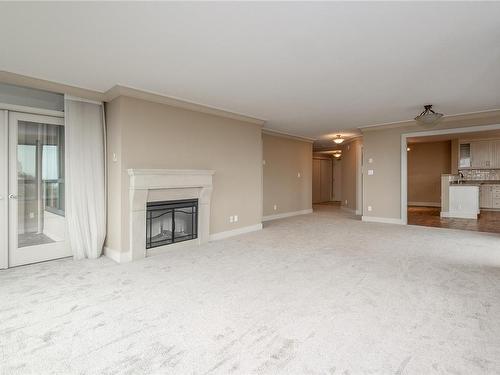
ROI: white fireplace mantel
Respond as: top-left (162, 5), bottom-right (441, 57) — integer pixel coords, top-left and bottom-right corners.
top-left (128, 169), bottom-right (215, 261)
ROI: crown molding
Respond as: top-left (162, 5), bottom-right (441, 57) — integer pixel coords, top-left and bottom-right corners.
top-left (0, 70), bottom-right (266, 126)
top-left (103, 84), bottom-right (266, 126)
top-left (262, 128), bottom-right (315, 143)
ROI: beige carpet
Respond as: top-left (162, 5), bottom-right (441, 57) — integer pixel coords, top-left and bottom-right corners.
top-left (1, 205), bottom-right (500, 374)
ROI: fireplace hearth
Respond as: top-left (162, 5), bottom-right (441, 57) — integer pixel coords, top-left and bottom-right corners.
top-left (146, 199), bottom-right (198, 249)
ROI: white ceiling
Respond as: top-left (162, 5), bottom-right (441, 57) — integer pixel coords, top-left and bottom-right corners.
top-left (1, 2), bottom-right (500, 140)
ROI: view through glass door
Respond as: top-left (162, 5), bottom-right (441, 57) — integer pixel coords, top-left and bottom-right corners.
top-left (8, 112), bottom-right (70, 267)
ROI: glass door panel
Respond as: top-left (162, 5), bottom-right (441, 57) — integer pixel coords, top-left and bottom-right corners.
top-left (9, 112), bottom-right (70, 267)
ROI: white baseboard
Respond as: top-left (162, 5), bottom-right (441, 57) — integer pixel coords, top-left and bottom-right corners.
top-left (448, 211), bottom-right (478, 219)
top-left (262, 208), bottom-right (313, 222)
top-left (362, 216), bottom-right (404, 225)
top-left (209, 223), bottom-right (263, 241)
top-left (104, 246), bottom-right (131, 263)
top-left (408, 201), bottom-right (441, 207)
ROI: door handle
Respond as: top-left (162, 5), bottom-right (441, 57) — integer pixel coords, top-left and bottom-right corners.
top-left (8, 194), bottom-right (17, 199)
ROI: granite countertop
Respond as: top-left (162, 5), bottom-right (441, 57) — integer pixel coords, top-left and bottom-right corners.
top-left (450, 180), bottom-right (500, 185)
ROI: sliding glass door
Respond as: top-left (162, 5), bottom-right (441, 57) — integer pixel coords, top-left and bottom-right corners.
top-left (7, 112), bottom-right (70, 267)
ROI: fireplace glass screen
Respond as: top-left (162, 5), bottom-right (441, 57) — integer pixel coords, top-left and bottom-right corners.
top-left (146, 199), bottom-right (198, 249)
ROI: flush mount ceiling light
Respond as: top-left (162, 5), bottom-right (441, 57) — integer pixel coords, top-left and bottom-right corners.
top-left (333, 135), bottom-right (344, 144)
top-left (415, 105), bottom-right (443, 125)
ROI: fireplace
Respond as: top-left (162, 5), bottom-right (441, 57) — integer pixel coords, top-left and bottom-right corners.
top-left (146, 199), bottom-right (198, 249)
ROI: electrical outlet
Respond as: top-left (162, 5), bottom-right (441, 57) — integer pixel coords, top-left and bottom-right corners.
top-left (273, 204), bottom-right (277, 211)
top-left (368, 206), bottom-right (372, 212)
top-left (229, 216), bottom-right (234, 223)
top-left (368, 169), bottom-right (374, 175)
top-left (234, 215), bottom-right (238, 222)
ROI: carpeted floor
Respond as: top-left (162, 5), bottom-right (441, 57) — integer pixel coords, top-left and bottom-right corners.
top-left (1, 205), bottom-right (500, 374)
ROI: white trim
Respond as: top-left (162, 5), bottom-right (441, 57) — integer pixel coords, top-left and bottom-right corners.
top-left (104, 84), bottom-right (266, 125)
top-left (209, 223), bottom-right (263, 241)
top-left (401, 123), bottom-right (500, 226)
top-left (104, 246), bottom-right (122, 263)
top-left (362, 216), bottom-right (404, 225)
top-left (447, 211), bottom-right (478, 219)
top-left (408, 201), bottom-right (441, 207)
top-left (128, 168), bottom-right (215, 176)
top-left (0, 102), bottom-right (64, 117)
top-left (65, 95), bottom-right (103, 106)
top-left (262, 128), bottom-right (315, 143)
top-left (262, 208), bottom-right (313, 222)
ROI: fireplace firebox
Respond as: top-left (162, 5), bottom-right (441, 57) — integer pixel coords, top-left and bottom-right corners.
top-left (146, 199), bottom-right (198, 249)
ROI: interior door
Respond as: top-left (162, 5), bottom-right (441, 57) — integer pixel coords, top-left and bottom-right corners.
top-left (333, 159), bottom-right (342, 201)
top-left (8, 112), bottom-right (70, 267)
top-left (312, 159), bottom-right (321, 203)
top-left (320, 158), bottom-right (332, 202)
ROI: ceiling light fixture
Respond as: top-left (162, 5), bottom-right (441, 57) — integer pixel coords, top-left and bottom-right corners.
top-left (333, 135), bottom-right (344, 144)
top-left (415, 105), bottom-right (443, 125)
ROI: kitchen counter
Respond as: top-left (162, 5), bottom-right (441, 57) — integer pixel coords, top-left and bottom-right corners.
top-left (450, 180), bottom-right (500, 185)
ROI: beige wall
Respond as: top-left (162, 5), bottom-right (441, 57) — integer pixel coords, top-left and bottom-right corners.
top-left (106, 96), bottom-right (263, 253)
top-left (362, 110), bottom-right (500, 220)
top-left (262, 133), bottom-right (312, 217)
top-left (407, 141), bottom-right (451, 205)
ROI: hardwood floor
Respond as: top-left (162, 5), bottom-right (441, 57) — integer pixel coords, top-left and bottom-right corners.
top-left (408, 206), bottom-right (500, 234)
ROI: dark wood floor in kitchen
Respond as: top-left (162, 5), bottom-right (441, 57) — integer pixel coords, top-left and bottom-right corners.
top-left (408, 206), bottom-right (500, 234)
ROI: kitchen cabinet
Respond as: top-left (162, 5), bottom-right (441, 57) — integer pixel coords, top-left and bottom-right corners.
top-left (468, 139), bottom-right (500, 169)
top-left (480, 185), bottom-right (493, 208)
top-left (471, 141), bottom-right (492, 168)
top-left (491, 140), bottom-right (500, 168)
top-left (479, 184), bottom-right (500, 209)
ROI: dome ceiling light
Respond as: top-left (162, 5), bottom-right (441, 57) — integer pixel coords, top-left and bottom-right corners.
top-left (415, 105), bottom-right (443, 125)
top-left (333, 135), bottom-right (344, 144)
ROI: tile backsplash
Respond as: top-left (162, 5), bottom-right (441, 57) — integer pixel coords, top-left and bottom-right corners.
top-left (459, 169), bottom-right (500, 180)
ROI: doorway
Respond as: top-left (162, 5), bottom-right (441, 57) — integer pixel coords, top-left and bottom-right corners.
top-left (1, 111), bottom-right (70, 268)
top-left (313, 156), bottom-right (334, 203)
top-left (401, 123), bottom-right (500, 233)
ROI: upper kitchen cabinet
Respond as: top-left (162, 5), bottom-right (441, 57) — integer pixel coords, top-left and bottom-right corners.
top-left (470, 140), bottom-right (492, 168)
top-left (491, 140), bottom-right (500, 168)
top-left (461, 139), bottom-right (500, 169)
top-left (459, 143), bottom-right (471, 168)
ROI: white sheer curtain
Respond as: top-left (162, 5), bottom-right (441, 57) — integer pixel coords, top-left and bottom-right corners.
top-left (65, 97), bottom-right (106, 259)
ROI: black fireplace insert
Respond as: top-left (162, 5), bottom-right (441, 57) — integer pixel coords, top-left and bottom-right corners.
top-left (146, 199), bottom-right (198, 249)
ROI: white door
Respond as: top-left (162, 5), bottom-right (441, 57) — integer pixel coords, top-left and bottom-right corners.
top-left (8, 112), bottom-right (70, 267)
top-left (320, 158), bottom-right (332, 202)
top-left (333, 159), bottom-right (342, 201)
top-left (312, 158), bottom-right (321, 204)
